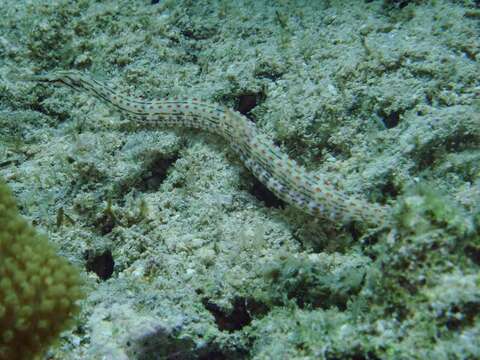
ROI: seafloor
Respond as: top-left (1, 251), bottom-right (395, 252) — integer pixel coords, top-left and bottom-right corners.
top-left (0, 0), bottom-right (479, 359)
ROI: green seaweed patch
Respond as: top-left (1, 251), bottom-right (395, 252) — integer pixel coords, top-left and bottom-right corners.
top-left (259, 252), bottom-right (368, 310)
top-left (395, 184), bottom-right (475, 238)
top-left (363, 183), bottom-right (479, 321)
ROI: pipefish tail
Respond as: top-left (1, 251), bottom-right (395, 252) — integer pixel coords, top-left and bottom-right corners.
top-left (24, 70), bottom-right (392, 228)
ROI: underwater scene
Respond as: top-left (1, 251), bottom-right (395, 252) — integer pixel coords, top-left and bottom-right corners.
top-left (0, 0), bottom-right (479, 359)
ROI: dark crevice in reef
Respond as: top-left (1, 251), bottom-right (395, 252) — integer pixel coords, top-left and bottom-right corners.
top-left (85, 249), bottom-right (114, 280)
top-left (377, 108), bottom-right (403, 129)
top-left (249, 177), bottom-right (286, 210)
top-left (220, 90), bottom-right (266, 122)
top-left (114, 153), bottom-right (179, 197)
top-left (235, 92), bottom-right (261, 117)
top-left (202, 297), bottom-right (268, 333)
top-left (135, 155), bottom-right (178, 192)
top-left (378, 177), bottom-right (400, 200)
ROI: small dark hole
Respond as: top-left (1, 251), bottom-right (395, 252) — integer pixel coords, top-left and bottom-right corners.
top-left (85, 250), bottom-right (114, 280)
top-left (378, 109), bottom-right (401, 129)
top-left (379, 179), bottom-right (399, 199)
top-left (137, 155), bottom-right (178, 192)
top-left (250, 177), bottom-right (285, 209)
top-left (202, 297), bottom-right (265, 332)
top-left (236, 93), bottom-right (258, 115)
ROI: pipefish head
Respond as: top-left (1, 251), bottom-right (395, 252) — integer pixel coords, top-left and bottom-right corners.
top-left (16, 70), bottom-right (85, 90)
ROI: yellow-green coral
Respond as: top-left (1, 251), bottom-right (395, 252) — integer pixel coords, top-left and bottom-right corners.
top-left (0, 179), bottom-right (83, 360)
